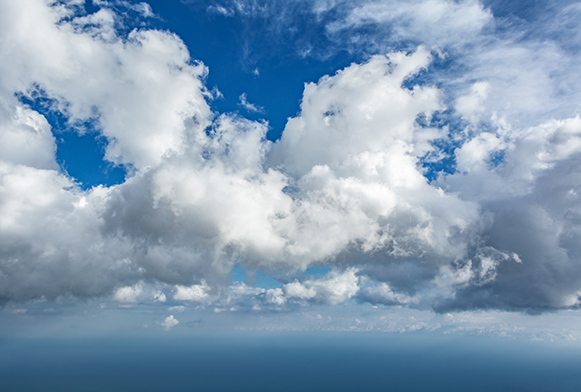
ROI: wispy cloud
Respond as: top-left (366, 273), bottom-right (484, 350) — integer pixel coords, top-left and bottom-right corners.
top-left (238, 92), bottom-right (265, 113)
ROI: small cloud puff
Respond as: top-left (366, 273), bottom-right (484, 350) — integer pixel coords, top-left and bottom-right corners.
top-left (264, 269), bottom-right (360, 306)
top-left (238, 93), bottom-right (265, 114)
top-left (174, 281), bottom-right (212, 303)
top-left (161, 315), bottom-right (179, 331)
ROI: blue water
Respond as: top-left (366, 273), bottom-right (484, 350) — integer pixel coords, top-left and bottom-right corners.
top-left (1, 332), bottom-right (579, 391)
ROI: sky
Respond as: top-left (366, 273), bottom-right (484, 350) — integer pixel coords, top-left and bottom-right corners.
top-left (1, 0), bottom-right (581, 389)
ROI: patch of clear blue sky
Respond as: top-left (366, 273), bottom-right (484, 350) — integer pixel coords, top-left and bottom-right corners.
top-left (482, 0), bottom-right (550, 21)
top-left (17, 90), bottom-right (127, 188)
top-left (142, 0), bottom-right (359, 140)
top-left (232, 264), bottom-right (332, 287)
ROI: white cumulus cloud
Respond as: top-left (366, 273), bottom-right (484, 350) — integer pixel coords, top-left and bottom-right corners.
top-left (161, 315), bottom-right (179, 331)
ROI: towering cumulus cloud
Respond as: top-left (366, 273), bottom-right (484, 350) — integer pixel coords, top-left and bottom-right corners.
top-left (1, 0), bottom-right (581, 314)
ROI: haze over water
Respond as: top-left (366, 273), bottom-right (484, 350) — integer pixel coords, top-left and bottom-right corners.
top-left (2, 332), bottom-right (580, 392)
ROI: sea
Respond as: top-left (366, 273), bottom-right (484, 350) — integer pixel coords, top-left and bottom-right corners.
top-left (0, 332), bottom-right (579, 392)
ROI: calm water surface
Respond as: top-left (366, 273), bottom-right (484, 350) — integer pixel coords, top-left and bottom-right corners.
top-left (0, 332), bottom-right (579, 392)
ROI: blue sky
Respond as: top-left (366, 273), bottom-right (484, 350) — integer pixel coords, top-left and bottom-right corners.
top-left (2, 1), bottom-right (581, 388)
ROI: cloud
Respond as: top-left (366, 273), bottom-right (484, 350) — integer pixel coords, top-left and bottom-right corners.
top-left (325, 0), bottom-right (493, 48)
top-left (434, 116), bottom-right (581, 311)
top-left (266, 47), bottom-right (481, 278)
top-left (360, 283), bottom-right (420, 306)
top-left (204, 0), bottom-right (493, 63)
top-left (218, 0), bottom-right (581, 128)
top-left (238, 93), bottom-right (265, 114)
top-left (174, 281), bottom-right (212, 302)
top-left (1, 0), bottom-right (581, 316)
top-left (113, 282), bottom-right (166, 303)
top-left (455, 82), bottom-right (490, 124)
top-left (113, 284), bottom-right (145, 304)
top-left (92, 0), bottom-right (154, 18)
top-left (207, 4), bottom-right (235, 17)
top-left (0, 0), bottom-right (212, 301)
top-left (0, 105), bottom-right (57, 170)
top-left (0, 0), bottom-right (211, 170)
top-left (263, 269), bottom-right (361, 306)
top-left (282, 268), bottom-right (360, 305)
top-left (161, 315), bottom-right (179, 331)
